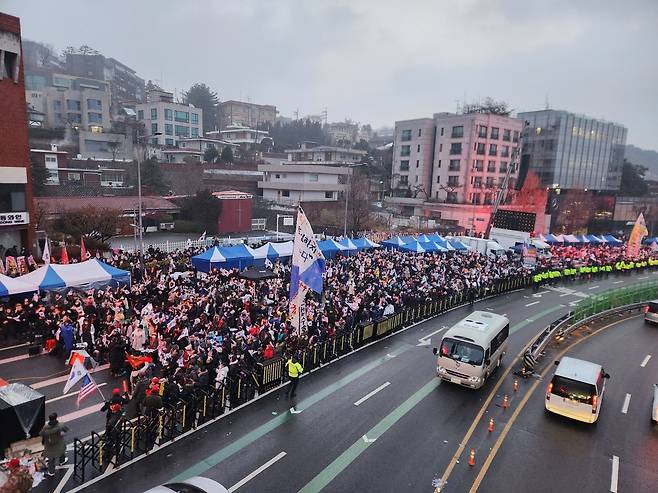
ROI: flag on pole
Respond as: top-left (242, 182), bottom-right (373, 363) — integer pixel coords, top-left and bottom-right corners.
top-left (289, 206), bottom-right (325, 334)
top-left (42, 238), bottom-right (51, 265)
top-left (76, 373), bottom-right (98, 406)
top-left (198, 231), bottom-right (207, 242)
top-left (63, 360), bottom-right (88, 394)
top-left (651, 241), bottom-right (658, 252)
top-left (627, 213), bottom-right (648, 257)
top-left (60, 245), bottom-right (69, 264)
top-left (80, 237), bottom-right (88, 260)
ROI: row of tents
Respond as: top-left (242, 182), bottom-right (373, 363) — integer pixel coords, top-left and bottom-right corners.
top-left (0, 259), bottom-right (131, 297)
top-left (539, 234), bottom-right (623, 245)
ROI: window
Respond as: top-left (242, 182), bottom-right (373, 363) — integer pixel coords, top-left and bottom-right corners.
top-left (191, 113), bottom-right (199, 125)
top-left (451, 126), bottom-right (463, 138)
top-left (489, 144), bottom-right (497, 156)
top-left (415, 176), bottom-right (419, 183)
top-left (478, 125), bottom-right (487, 138)
top-left (501, 146), bottom-right (509, 158)
top-left (150, 123), bottom-right (158, 134)
top-left (513, 130), bottom-right (519, 143)
top-left (487, 161), bottom-right (496, 173)
top-left (325, 191), bottom-right (334, 199)
top-left (471, 193), bottom-right (482, 204)
top-left (502, 129), bottom-right (511, 141)
top-left (165, 138), bottom-right (174, 146)
top-left (485, 177), bottom-right (494, 188)
top-left (439, 144), bottom-right (443, 152)
top-left (400, 145), bottom-right (411, 156)
top-left (175, 125), bottom-right (190, 137)
top-left (401, 129), bottom-right (412, 141)
top-left (175, 110), bottom-right (189, 123)
top-left (149, 108), bottom-right (157, 120)
top-left (282, 190), bottom-right (290, 197)
top-left (87, 112), bottom-right (103, 124)
top-left (67, 172), bottom-right (81, 181)
top-left (90, 125), bottom-right (103, 133)
top-left (490, 127), bottom-right (499, 140)
top-left (499, 162), bottom-right (508, 173)
top-left (309, 174), bottom-right (319, 182)
top-left (417, 144), bottom-right (421, 152)
top-left (484, 193), bottom-right (493, 205)
top-left (87, 99), bottom-right (102, 111)
top-left (399, 160), bottom-right (410, 171)
top-left (446, 191), bottom-right (457, 203)
top-left (53, 100), bottom-right (62, 111)
top-left (440, 127), bottom-right (444, 136)
top-left (447, 175), bottom-right (459, 186)
top-left (416, 160), bottom-right (420, 168)
top-left (449, 142), bottom-right (462, 155)
top-left (1, 49), bottom-right (18, 82)
top-left (418, 128), bottom-right (422, 137)
top-left (440, 338), bottom-right (484, 366)
top-left (52, 76), bottom-right (70, 88)
top-left (473, 177), bottom-right (482, 188)
top-left (191, 127), bottom-right (199, 138)
top-left (474, 160), bottom-right (483, 171)
top-left (0, 184), bottom-right (26, 211)
top-left (436, 175), bottom-right (441, 184)
top-left (437, 160), bottom-right (441, 168)
top-left (138, 110), bottom-right (144, 120)
top-left (44, 155), bottom-right (59, 184)
top-left (476, 143), bottom-right (485, 155)
top-left (549, 375), bottom-right (595, 404)
top-left (67, 113), bottom-right (82, 124)
top-left (489, 325), bottom-right (509, 355)
top-left (399, 175), bottom-right (409, 186)
top-left (448, 159), bottom-right (460, 171)
top-left (66, 99), bottom-right (81, 111)
top-left (165, 123), bottom-right (173, 135)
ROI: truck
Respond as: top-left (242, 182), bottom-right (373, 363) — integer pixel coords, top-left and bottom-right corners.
top-left (455, 236), bottom-right (506, 256)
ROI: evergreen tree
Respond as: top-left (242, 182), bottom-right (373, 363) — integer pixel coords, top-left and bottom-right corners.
top-left (182, 83), bottom-right (220, 133)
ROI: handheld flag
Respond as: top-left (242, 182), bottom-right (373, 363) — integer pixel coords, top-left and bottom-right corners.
top-left (627, 213), bottom-right (648, 257)
top-left (63, 360), bottom-right (88, 394)
top-left (76, 373), bottom-right (98, 407)
top-left (198, 231), bottom-right (207, 242)
top-left (60, 245), bottom-right (69, 264)
top-left (42, 238), bottom-right (51, 265)
top-left (289, 206), bottom-right (325, 333)
top-left (80, 237), bottom-right (88, 260)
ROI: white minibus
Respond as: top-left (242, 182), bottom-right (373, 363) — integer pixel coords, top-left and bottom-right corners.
top-left (433, 311), bottom-right (510, 389)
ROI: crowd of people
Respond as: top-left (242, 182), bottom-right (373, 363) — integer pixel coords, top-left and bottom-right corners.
top-left (1, 238), bottom-right (657, 427)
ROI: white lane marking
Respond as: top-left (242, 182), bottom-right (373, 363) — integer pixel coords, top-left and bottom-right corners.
top-left (612, 280), bottom-right (624, 284)
top-left (588, 285), bottom-right (600, 290)
top-left (362, 434), bottom-right (376, 443)
top-left (59, 403), bottom-right (104, 423)
top-left (228, 451), bottom-right (287, 492)
top-left (53, 464), bottom-right (74, 493)
top-left (31, 364), bottom-right (109, 389)
top-left (354, 382), bottom-right (391, 406)
top-left (610, 455), bottom-right (619, 492)
top-left (289, 407), bottom-right (302, 414)
top-left (559, 293), bottom-right (572, 297)
top-left (641, 354), bottom-right (651, 367)
top-left (621, 393), bottom-right (631, 414)
top-left (638, 276), bottom-right (649, 280)
top-left (46, 383), bottom-right (107, 404)
top-left (0, 353), bottom-right (32, 366)
top-left (525, 301), bottom-right (540, 307)
top-left (418, 327), bottom-right (448, 343)
top-left (0, 342), bottom-right (28, 352)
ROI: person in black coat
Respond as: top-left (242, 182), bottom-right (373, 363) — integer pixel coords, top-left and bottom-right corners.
top-left (108, 336), bottom-right (126, 376)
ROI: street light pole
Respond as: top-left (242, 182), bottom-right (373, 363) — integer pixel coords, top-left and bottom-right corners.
top-left (137, 158), bottom-right (144, 270)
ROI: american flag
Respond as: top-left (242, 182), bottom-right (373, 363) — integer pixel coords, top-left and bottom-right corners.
top-left (76, 374), bottom-right (98, 407)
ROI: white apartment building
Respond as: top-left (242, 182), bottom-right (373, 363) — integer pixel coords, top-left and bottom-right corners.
top-left (391, 118), bottom-right (435, 198)
top-left (208, 124), bottom-right (270, 150)
top-left (257, 145), bottom-right (364, 204)
top-left (136, 89), bottom-right (203, 147)
top-left (178, 137), bottom-right (238, 154)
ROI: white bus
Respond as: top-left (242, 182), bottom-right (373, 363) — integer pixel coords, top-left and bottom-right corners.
top-left (433, 311), bottom-right (510, 389)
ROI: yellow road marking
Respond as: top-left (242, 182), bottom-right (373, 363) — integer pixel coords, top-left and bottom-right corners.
top-left (468, 315), bottom-right (639, 492)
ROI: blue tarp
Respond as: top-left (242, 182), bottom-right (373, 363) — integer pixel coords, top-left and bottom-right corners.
top-left (448, 239), bottom-right (469, 251)
top-left (603, 235), bottom-right (622, 244)
top-left (219, 244), bottom-right (256, 269)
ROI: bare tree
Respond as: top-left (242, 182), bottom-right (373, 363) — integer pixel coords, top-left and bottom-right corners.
top-left (107, 140), bottom-right (121, 162)
top-left (346, 170), bottom-right (372, 235)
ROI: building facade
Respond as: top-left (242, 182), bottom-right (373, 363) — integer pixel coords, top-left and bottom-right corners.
top-left (518, 109), bottom-right (627, 191)
top-left (136, 89), bottom-right (203, 147)
top-left (391, 118), bottom-right (435, 199)
top-left (208, 124), bottom-right (270, 151)
top-left (219, 100), bottom-right (276, 129)
top-left (0, 13), bottom-right (34, 252)
top-left (325, 121), bottom-right (359, 145)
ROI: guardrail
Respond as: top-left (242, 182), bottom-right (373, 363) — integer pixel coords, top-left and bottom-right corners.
top-left (522, 280), bottom-right (658, 370)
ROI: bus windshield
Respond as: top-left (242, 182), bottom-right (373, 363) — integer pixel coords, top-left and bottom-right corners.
top-left (440, 338), bottom-right (484, 366)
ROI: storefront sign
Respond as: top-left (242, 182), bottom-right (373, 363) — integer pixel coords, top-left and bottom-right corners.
top-left (0, 212), bottom-right (29, 226)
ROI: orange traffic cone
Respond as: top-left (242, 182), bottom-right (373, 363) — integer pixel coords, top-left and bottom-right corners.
top-left (503, 394), bottom-right (509, 409)
top-left (468, 449), bottom-right (476, 467)
top-left (488, 418), bottom-right (494, 433)
top-left (513, 379), bottom-right (519, 392)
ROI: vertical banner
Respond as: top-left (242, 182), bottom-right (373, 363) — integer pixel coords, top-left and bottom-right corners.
top-left (627, 213), bottom-right (648, 258)
top-left (522, 243), bottom-right (537, 268)
top-left (289, 206), bottom-right (325, 334)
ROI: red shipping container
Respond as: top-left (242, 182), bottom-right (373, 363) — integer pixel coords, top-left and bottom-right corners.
top-left (214, 191), bottom-right (253, 233)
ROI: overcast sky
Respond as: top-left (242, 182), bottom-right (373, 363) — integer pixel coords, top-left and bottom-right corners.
top-left (5, 0), bottom-right (658, 149)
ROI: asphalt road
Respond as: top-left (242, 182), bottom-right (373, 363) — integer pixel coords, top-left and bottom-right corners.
top-left (5, 269), bottom-right (654, 493)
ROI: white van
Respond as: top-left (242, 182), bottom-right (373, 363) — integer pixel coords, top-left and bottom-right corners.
top-left (433, 311), bottom-right (509, 389)
top-left (545, 356), bottom-right (610, 424)
top-left (644, 300), bottom-right (658, 324)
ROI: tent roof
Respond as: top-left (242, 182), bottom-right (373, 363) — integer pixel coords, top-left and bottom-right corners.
top-left (0, 274), bottom-right (35, 297)
top-left (352, 237), bottom-right (380, 249)
top-left (381, 236), bottom-right (406, 246)
top-left (400, 241), bottom-right (426, 253)
top-left (193, 247), bottom-right (227, 263)
top-left (338, 238), bottom-right (359, 250)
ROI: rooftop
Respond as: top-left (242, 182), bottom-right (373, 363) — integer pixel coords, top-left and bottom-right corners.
top-left (35, 196), bottom-right (179, 214)
top-left (286, 146), bottom-right (366, 155)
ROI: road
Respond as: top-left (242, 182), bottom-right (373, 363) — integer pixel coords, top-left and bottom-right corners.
top-left (4, 270), bottom-right (653, 493)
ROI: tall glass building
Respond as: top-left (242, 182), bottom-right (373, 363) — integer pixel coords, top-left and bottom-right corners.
top-left (518, 110), bottom-right (627, 191)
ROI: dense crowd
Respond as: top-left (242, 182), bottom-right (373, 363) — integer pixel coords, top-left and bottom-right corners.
top-left (1, 239), bottom-right (656, 419)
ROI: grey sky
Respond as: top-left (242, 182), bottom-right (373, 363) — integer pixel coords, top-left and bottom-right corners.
top-left (4, 0), bottom-right (658, 149)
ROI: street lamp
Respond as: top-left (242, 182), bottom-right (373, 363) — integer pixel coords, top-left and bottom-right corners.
top-left (135, 132), bottom-right (162, 271)
top-left (343, 163), bottom-right (365, 237)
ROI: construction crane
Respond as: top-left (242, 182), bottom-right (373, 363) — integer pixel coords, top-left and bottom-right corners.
top-left (484, 145), bottom-right (521, 239)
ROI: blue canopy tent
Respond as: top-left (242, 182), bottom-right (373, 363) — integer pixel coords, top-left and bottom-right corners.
top-left (576, 234), bottom-right (590, 244)
top-left (416, 234), bottom-right (431, 243)
top-left (425, 233), bottom-right (445, 243)
top-left (352, 237), bottom-right (381, 249)
top-left (643, 237), bottom-right (658, 245)
top-left (448, 239), bottom-right (469, 251)
top-left (218, 244), bottom-right (256, 269)
top-left (586, 234), bottom-right (603, 243)
top-left (418, 241), bottom-right (448, 253)
top-left (0, 274), bottom-right (35, 297)
top-left (191, 247), bottom-right (227, 272)
top-left (399, 241), bottom-right (426, 253)
top-left (16, 260), bottom-right (131, 292)
top-left (338, 238), bottom-right (359, 255)
top-left (542, 233), bottom-right (561, 244)
top-left (398, 235), bottom-right (416, 244)
top-left (381, 236), bottom-right (407, 249)
top-left (603, 235), bottom-right (622, 245)
top-left (318, 239), bottom-right (346, 259)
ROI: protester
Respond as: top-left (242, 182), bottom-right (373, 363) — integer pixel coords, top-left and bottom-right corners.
top-left (39, 412), bottom-right (69, 477)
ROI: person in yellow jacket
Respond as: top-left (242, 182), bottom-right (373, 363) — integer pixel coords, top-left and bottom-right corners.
top-left (286, 355), bottom-right (304, 398)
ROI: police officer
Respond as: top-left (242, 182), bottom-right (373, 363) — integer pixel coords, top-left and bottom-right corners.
top-left (285, 355), bottom-right (304, 398)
